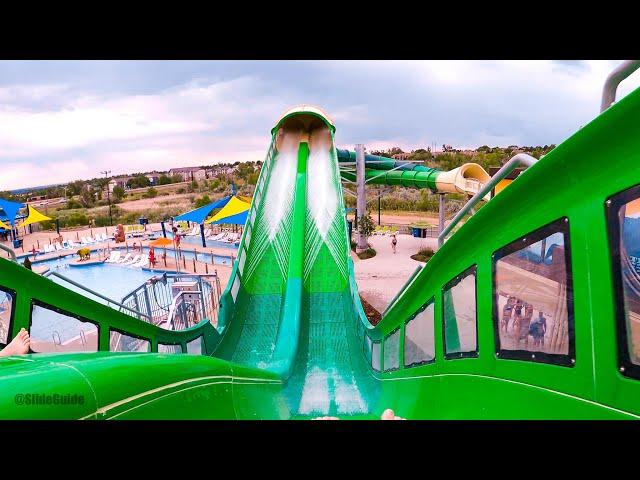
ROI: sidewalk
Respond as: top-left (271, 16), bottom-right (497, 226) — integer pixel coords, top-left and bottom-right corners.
top-left (353, 233), bottom-right (438, 314)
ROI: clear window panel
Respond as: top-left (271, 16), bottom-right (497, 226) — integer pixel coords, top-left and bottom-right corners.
top-left (158, 343), bottom-right (182, 354)
top-left (617, 197), bottom-right (640, 366)
top-left (405, 301), bottom-right (435, 367)
top-left (384, 328), bottom-right (400, 371)
top-left (495, 227), bottom-right (571, 356)
top-left (0, 288), bottom-right (14, 345)
top-left (110, 330), bottom-right (150, 352)
top-left (372, 341), bottom-right (381, 372)
top-left (186, 336), bottom-right (203, 355)
top-left (443, 268), bottom-right (477, 356)
top-left (30, 304), bottom-right (98, 353)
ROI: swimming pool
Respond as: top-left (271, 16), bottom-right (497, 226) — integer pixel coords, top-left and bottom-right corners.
top-left (41, 260), bottom-right (163, 301)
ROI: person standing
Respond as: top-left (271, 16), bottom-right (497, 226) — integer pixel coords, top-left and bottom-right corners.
top-left (391, 234), bottom-right (397, 254)
top-left (530, 311), bottom-right (548, 349)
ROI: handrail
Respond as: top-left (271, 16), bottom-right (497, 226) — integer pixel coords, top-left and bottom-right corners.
top-left (0, 244), bottom-right (17, 262)
top-left (438, 153), bottom-right (538, 247)
top-left (43, 270), bottom-right (151, 320)
top-left (164, 290), bottom-right (203, 330)
top-left (601, 60), bottom-right (640, 113)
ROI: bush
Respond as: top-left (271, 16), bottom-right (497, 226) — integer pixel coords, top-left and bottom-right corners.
top-left (142, 187), bottom-right (158, 199)
top-left (411, 247), bottom-right (435, 263)
top-left (64, 199), bottom-right (84, 210)
top-left (176, 187), bottom-right (186, 194)
top-left (194, 194), bottom-right (211, 208)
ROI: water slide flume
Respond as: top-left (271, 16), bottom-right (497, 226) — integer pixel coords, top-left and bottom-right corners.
top-left (336, 149), bottom-right (491, 198)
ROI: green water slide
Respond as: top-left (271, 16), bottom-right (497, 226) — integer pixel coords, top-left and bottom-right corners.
top-left (213, 106), bottom-right (379, 417)
top-left (4, 64), bottom-right (640, 419)
top-left (336, 148), bottom-right (491, 196)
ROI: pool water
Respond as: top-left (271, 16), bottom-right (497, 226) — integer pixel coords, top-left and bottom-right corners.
top-left (43, 261), bottom-right (163, 301)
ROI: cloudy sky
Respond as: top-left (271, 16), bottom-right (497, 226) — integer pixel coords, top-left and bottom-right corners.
top-left (0, 60), bottom-right (638, 190)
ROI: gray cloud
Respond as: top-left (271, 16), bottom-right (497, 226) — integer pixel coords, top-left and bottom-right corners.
top-left (0, 60), bottom-right (637, 190)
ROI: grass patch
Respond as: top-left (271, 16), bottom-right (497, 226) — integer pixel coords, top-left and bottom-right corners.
top-left (411, 247), bottom-right (435, 263)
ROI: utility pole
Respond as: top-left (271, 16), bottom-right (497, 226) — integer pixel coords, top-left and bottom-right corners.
top-left (355, 144), bottom-right (368, 252)
top-left (101, 170), bottom-right (113, 226)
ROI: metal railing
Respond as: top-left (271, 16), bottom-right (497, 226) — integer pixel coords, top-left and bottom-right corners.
top-left (0, 244), bottom-right (17, 262)
top-left (601, 60), bottom-right (640, 113)
top-left (43, 270), bottom-right (150, 321)
top-left (438, 153), bottom-right (538, 247)
top-left (120, 272), bottom-right (221, 328)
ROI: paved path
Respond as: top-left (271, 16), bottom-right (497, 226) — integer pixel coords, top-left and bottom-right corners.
top-left (353, 234), bottom-right (438, 314)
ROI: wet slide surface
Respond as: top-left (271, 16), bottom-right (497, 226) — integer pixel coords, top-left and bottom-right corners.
top-left (214, 118), bottom-right (378, 417)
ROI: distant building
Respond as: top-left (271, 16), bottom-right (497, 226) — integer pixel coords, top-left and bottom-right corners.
top-left (145, 171), bottom-right (163, 185)
top-left (391, 153), bottom-right (411, 160)
top-left (169, 167), bottom-right (206, 181)
top-left (108, 177), bottom-right (131, 192)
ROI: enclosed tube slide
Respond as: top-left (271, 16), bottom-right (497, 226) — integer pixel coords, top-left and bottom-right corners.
top-left (336, 148), bottom-right (491, 198)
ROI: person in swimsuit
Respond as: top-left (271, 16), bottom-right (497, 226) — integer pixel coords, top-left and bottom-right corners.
top-left (391, 235), bottom-right (397, 254)
top-left (501, 295), bottom-right (516, 332)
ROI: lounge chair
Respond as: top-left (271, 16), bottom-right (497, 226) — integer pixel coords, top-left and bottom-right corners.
top-left (122, 254), bottom-right (140, 266)
top-left (54, 242), bottom-right (64, 251)
top-left (116, 253), bottom-right (132, 264)
top-left (105, 251), bottom-right (121, 263)
top-left (131, 256), bottom-right (148, 268)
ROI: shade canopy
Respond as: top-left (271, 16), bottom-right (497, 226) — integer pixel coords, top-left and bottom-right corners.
top-left (173, 196), bottom-right (231, 224)
top-left (0, 198), bottom-right (25, 227)
top-left (205, 196), bottom-right (250, 225)
top-left (150, 237), bottom-right (173, 247)
top-left (19, 205), bottom-right (52, 228)
top-left (208, 210), bottom-right (248, 225)
top-left (0, 220), bottom-right (10, 230)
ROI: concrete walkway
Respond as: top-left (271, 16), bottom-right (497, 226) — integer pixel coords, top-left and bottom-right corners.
top-left (353, 234), bottom-right (438, 314)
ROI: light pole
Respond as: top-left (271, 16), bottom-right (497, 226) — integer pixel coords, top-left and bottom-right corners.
top-left (101, 170), bottom-right (112, 226)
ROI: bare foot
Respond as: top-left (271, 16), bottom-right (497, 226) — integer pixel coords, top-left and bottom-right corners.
top-left (381, 409), bottom-right (405, 420)
top-left (0, 328), bottom-right (31, 357)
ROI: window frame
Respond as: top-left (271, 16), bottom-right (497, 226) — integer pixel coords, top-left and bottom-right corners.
top-left (404, 296), bottom-right (436, 368)
top-left (383, 327), bottom-right (401, 372)
top-left (109, 327), bottom-right (151, 353)
top-left (0, 285), bottom-right (17, 348)
top-left (186, 335), bottom-right (204, 355)
top-left (606, 185), bottom-right (640, 379)
top-left (158, 342), bottom-right (183, 354)
top-left (491, 217), bottom-right (575, 367)
top-left (442, 265), bottom-right (479, 360)
top-left (371, 340), bottom-right (381, 372)
top-left (29, 299), bottom-right (100, 353)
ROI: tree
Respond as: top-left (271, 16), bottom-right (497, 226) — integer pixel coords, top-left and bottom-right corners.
top-left (157, 174), bottom-right (172, 185)
top-left (357, 213), bottom-right (376, 239)
top-left (126, 175), bottom-right (151, 189)
top-left (112, 186), bottom-right (125, 201)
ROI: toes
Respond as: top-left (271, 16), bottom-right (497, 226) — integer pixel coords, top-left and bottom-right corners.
top-left (381, 409), bottom-right (395, 420)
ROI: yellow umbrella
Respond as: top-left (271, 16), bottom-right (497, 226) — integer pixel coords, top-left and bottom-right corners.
top-left (205, 196), bottom-right (250, 224)
top-left (150, 237), bottom-right (173, 247)
top-left (18, 205), bottom-right (52, 228)
top-left (0, 219), bottom-right (10, 230)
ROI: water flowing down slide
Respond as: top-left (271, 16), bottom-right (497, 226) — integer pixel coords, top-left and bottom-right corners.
top-left (213, 107), bottom-right (379, 417)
